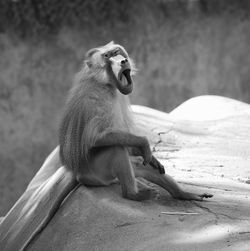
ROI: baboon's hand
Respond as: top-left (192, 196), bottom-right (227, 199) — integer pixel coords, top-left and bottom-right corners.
top-left (140, 137), bottom-right (152, 165)
top-left (149, 156), bottom-right (165, 174)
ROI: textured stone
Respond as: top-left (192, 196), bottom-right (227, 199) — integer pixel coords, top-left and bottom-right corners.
top-left (27, 96), bottom-right (250, 251)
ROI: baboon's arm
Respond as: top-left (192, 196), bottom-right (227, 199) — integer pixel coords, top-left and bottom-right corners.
top-left (95, 131), bottom-right (165, 174)
top-left (94, 131), bottom-right (152, 163)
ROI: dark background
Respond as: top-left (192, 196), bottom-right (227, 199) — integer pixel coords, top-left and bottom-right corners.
top-left (1, 0), bottom-right (250, 215)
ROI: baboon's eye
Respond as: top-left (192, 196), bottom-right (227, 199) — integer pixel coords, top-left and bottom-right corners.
top-left (113, 49), bottom-right (120, 56)
top-left (104, 53), bottom-right (109, 58)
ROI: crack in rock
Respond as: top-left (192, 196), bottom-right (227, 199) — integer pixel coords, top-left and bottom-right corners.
top-left (193, 202), bottom-right (220, 220)
top-left (194, 202), bottom-right (249, 221)
top-left (152, 129), bottom-right (172, 152)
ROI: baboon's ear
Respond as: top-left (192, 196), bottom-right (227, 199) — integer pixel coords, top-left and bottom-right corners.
top-left (85, 60), bottom-right (92, 68)
top-left (85, 48), bottom-right (98, 59)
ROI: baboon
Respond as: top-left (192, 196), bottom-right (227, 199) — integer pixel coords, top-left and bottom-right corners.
top-left (59, 41), bottom-right (211, 201)
top-left (0, 42), bottom-right (212, 251)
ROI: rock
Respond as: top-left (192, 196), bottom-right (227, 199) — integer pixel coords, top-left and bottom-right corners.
top-left (19, 96), bottom-right (250, 250)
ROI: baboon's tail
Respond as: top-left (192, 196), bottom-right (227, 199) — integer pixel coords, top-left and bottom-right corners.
top-left (0, 147), bottom-right (77, 251)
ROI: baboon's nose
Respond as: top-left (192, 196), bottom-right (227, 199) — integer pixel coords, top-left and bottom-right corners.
top-left (121, 58), bottom-right (128, 65)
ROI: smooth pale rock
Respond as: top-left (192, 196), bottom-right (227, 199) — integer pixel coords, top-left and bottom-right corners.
top-left (169, 95), bottom-right (250, 121)
top-left (26, 96), bottom-right (250, 251)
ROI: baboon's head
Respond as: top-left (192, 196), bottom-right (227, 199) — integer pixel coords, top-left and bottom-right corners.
top-left (85, 41), bottom-right (136, 95)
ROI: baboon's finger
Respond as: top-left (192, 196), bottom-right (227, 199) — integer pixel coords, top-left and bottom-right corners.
top-left (149, 156), bottom-right (165, 174)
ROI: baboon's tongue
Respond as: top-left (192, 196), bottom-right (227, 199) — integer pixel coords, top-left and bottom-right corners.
top-left (122, 69), bottom-right (132, 85)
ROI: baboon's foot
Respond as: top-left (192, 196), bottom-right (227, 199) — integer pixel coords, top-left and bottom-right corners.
top-left (125, 186), bottom-right (156, 201)
top-left (136, 187), bottom-right (156, 201)
top-left (176, 192), bottom-right (213, 201)
top-left (137, 179), bottom-right (158, 200)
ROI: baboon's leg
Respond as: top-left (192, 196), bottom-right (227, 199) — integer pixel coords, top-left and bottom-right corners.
top-left (133, 160), bottom-right (213, 201)
top-left (110, 147), bottom-right (154, 201)
top-left (94, 131), bottom-right (152, 163)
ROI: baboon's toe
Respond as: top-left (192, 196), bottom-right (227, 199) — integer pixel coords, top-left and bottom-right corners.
top-left (200, 193), bottom-right (213, 199)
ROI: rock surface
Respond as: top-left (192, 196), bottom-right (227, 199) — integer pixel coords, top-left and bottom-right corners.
top-left (28, 96), bottom-right (250, 251)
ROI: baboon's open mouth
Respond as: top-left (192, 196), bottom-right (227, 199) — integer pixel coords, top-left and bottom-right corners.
top-left (117, 68), bottom-right (133, 95)
top-left (120, 69), bottom-right (132, 85)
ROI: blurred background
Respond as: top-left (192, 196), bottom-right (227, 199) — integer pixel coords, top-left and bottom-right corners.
top-left (1, 0), bottom-right (250, 215)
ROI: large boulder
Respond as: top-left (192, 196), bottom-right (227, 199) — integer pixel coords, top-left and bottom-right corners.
top-left (25, 96), bottom-right (250, 250)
